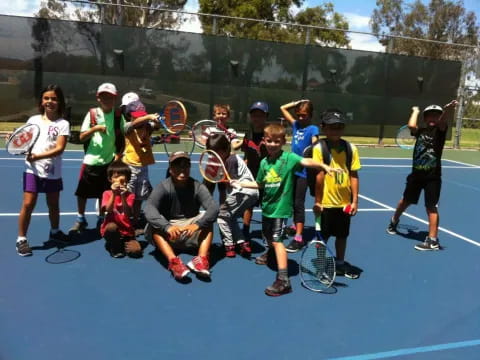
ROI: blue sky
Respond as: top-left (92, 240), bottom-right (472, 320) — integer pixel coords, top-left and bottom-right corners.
top-left (1, 0), bottom-right (479, 52)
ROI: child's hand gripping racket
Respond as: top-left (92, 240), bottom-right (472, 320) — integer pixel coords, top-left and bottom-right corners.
top-left (5, 123), bottom-right (41, 156)
top-left (192, 120), bottom-right (239, 149)
top-left (299, 208), bottom-right (336, 292)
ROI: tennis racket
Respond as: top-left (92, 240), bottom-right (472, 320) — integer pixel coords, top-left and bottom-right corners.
top-left (6, 123), bottom-right (41, 155)
top-left (162, 124), bottom-right (195, 156)
top-left (299, 214), bottom-right (336, 292)
top-left (157, 100), bottom-right (187, 134)
top-left (192, 120), bottom-right (238, 149)
top-left (396, 125), bottom-right (416, 150)
top-left (198, 149), bottom-right (232, 183)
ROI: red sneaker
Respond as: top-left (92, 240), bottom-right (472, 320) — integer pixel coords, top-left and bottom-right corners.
top-left (168, 257), bottom-right (190, 280)
top-left (187, 255), bottom-right (210, 277)
top-left (239, 241), bottom-right (252, 257)
top-left (225, 245), bottom-right (236, 258)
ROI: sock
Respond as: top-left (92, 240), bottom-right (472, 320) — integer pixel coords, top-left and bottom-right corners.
top-left (428, 236), bottom-right (438, 242)
top-left (278, 269), bottom-right (289, 281)
top-left (336, 259), bottom-right (345, 266)
top-left (50, 228), bottom-right (59, 235)
top-left (294, 234), bottom-right (303, 243)
top-left (16, 236), bottom-right (27, 243)
top-left (77, 214), bottom-right (86, 222)
top-left (243, 224), bottom-right (250, 234)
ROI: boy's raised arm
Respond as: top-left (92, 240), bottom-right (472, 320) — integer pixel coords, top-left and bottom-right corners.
top-left (407, 106), bottom-right (420, 133)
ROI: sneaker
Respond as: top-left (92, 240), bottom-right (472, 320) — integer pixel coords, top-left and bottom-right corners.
top-left (168, 257), bottom-right (190, 279)
top-left (285, 239), bottom-right (305, 253)
top-left (414, 237), bottom-right (440, 251)
top-left (386, 218), bottom-right (399, 234)
top-left (187, 256), bottom-right (210, 277)
top-left (69, 219), bottom-right (88, 233)
top-left (224, 245), bottom-right (236, 258)
top-left (238, 241), bottom-right (252, 257)
top-left (16, 239), bottom-right (33, 257)
top-left (49, 230), bottom-right (69, 244)
top-left (255, 249), bottom-right (273, 265)
top-left (265, 277), bottom-right (292, 297)
top-left (336, 262), bottom-right (360, 279)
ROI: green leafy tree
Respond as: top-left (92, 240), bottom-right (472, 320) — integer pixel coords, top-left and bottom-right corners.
top-left (198, 0), bottom-right (349, 46)
top-left (370, 0), bottom-right (479, 60)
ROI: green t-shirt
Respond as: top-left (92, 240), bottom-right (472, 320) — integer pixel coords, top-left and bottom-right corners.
top-left (81, 108), bottom-right (126, 166)
top-left (256, 151), bottom-right (303, 218)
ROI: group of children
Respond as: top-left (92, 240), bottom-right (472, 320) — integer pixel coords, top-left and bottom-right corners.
top-left (13, 82), bottom-right (455, 297)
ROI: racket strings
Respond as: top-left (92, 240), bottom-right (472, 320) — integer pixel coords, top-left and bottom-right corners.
top-left (300, 242), bottom-right (336, 290)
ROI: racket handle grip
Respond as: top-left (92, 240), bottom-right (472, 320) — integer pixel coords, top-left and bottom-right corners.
top-left (314, 214), bottom-right (321, 231)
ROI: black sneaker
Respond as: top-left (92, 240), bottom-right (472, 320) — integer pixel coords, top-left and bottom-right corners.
top-left (414, 237), bottom-right (440, 251)
top-left (49, 230), bottom-right (69, 244)
top-left (336, 262), bottom-right (360, 279)
top-left (16, 239), bottom-right (33, 257)
top-left (265, 277), bottom-right (292, 297)
top-left (285, 239), bottom-right (304, 253)
top-left (69, 219), bottom-right (88, 233)
top-left (386, 218), bottom-right (399, 234)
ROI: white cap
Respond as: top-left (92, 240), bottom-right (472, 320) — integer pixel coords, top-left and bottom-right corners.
top-left (96, 83), bottom-right (117, 96)
top-left (121, 92), bottom-right (140, 106)
top-left (423, 105), bottom-right (443, 114)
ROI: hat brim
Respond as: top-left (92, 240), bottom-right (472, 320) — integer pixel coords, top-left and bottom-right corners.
top-left (130, 110), bottom-right (148, 118)
top-left (97, 91), bottom-right (118, 96)
top-left (249, 107), bottom-right (268, 113)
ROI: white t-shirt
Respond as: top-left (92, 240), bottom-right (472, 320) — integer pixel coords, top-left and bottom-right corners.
top-left (24, 115), bottom-right (70, 179)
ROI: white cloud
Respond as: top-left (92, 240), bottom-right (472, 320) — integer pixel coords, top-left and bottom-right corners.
top-left (0, 0), bottom-right (40, 17)
top-left (348, 33), bottom-right (385, 53)
top-left (344, 12), bottom-right (371, 31)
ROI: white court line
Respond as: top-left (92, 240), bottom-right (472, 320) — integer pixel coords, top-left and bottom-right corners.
top-left (443, 158), bottom-right (478, 167)
top-left (359, 194), bottom-right (480, 247)
top-left (0, 208), bottom-right (390, 217)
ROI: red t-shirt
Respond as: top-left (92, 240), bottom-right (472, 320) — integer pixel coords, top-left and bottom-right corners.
top-left (100, 190), bottom-right (135, 237)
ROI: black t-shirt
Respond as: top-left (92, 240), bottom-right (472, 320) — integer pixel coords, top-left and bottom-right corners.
top-left (242, 131), bottom-right (268, 178)
top-left (411, 126), bottom-right (447, 178)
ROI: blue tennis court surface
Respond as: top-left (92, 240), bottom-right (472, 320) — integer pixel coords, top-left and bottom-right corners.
top-left (1, 150), bottom-right (479, 360)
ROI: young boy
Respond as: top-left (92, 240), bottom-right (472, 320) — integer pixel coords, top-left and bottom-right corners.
top-left (241, 101), bottom-right (269, 241)
top-left (280, 100), bottom-right (319, 253)
top-left (121, 97), bottom-right (159, 233)
top-left (387, 101), bottom-right (457, 250)
top-left (71, 83), bottom-right (126, 233)
top-left (207, 133), bottom-right (259, 257)
top-left (313, 110), bottom-right (361, 279)
top-left (100, 160), bottom-right (141, 258)
top-left (203, 104), bottom-right (240, 200)
top-left (236, 124), bottom-right (336, 297)
top-left (144, 152), bottom-right (219, 280)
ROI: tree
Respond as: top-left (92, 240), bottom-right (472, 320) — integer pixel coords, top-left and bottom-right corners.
top-left (36, 0), bottom-right (188, 29)
top-left (198, 0), bottom-right (349, 46)
top-left (370, 0), bottom-right (479, 60)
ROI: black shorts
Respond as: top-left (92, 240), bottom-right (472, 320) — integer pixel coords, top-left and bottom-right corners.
top-left (262, 216), bottom-right (285, 243)
top-left (403, 173), bottom-right (442, 208)
top-left (75, 163), bottom-right (111, 199)
top-left (320, 208), bottom-right (351, 239)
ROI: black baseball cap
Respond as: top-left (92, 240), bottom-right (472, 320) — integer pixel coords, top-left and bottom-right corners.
top-left (321, 111), bottom-right (346, 125)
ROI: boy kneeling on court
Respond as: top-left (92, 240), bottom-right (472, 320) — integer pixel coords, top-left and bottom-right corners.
top-left (100, 160), bottom-right (142, 258)
top-left (144, 152), bottom-right (219, 280)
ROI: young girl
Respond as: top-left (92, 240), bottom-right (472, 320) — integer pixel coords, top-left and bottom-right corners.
top-left (15, 84), bottom-right (70, 256)
top-left (280, 99), bottom-right (319, 253)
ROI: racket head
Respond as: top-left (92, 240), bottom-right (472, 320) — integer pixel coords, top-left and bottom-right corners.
top-left (396, 125), bottom-right (415, 150)
top-left (163, 124), bottom-right (195, 156)
top-left (299, 239), bottom-right (336, 292)
top-left (192, 120), bottom-right (218, 149)
top-left (198, 149), bottom-right (229, 183)
top-left (45, 248), bottom-right (81, 264)
top-left (6, 123), bottom-right (40, 155)
top-left (163, 100), bottom-right (187, 134)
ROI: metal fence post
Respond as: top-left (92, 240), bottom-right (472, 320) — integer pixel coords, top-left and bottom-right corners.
top-left (454, 60), bottom-right (467, 149)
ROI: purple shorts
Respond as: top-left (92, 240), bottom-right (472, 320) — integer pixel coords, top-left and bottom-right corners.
top-left (23, 172), bottom-right (63, 193)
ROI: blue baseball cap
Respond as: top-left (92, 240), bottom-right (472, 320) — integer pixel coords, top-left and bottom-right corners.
top-left (249, 101), bottom-right (269, 113)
